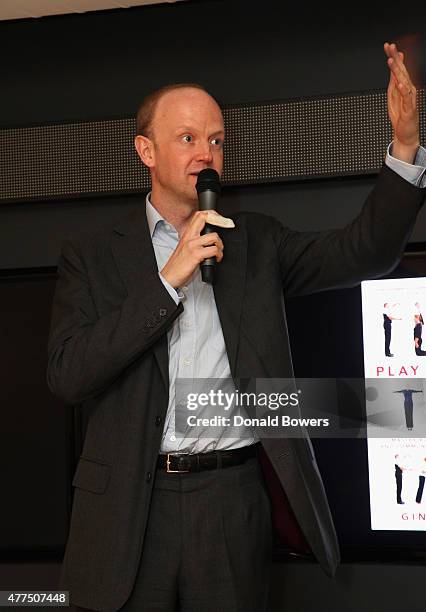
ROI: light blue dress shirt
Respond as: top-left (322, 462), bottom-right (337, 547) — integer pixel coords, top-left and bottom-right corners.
top-left (146, 199), bottom-right (260, 453)
top-left (147, 142), bottom-right (426, 454)
top-left (386, 142), bottom-right (426, 187)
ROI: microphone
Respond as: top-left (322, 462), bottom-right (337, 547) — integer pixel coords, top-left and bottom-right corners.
top-left (196, 168), bottom-right (221, 284)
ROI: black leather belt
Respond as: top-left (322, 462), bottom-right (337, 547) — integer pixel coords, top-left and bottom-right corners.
top-left (157, 442), bottom-right (260, 473)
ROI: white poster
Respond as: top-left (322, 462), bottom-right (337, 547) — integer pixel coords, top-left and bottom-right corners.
top-left (361, 277), bottom-right (426, 531)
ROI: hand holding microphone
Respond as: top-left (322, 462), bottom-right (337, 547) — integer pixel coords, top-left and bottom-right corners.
top-left (196, 168), bottom-right (222, 284)
top-left (160, 169), bottom-right (226, 290)
top-left (159, 211), bottom-right (224, 290)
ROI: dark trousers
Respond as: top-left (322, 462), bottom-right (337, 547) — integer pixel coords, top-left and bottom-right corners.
top-left (395, 465), bottom-right (403, 503)
top-left (74, 454), bottom-right (272, 612)
top-left (107, 453), bottom-right (271, 612)
top-left (416, 475), bottom-right (425, 504)
top-left (404, 403), bottom-right (414, 429)
top-left (384, 321), bottom-right (392, 356)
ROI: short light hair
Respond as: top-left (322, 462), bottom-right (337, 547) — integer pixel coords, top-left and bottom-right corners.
top-left (135, 83), bottom-right (219, 138)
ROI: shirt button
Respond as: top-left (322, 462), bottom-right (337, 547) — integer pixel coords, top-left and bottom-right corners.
top-left (155, 416), bottom-right (162, 426)
top-left (183, 358), bottom-right (192, 366)
top-left (146, 471), bottom-right (152, 483)
top-left (183, 319), bottom-right (192, 328)
top-left (182, 286), bottom-right (189, 292)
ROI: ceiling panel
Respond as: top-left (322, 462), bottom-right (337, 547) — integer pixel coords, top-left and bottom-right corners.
top-left (0, 0), bottom-right (186, 21)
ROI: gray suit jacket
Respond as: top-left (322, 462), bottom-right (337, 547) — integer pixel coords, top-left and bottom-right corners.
top-left (47, 163), bottom-right (425, 611)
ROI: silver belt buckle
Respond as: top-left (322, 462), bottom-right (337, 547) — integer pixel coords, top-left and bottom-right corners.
top-left (166, 453), bottom-right (190, 473)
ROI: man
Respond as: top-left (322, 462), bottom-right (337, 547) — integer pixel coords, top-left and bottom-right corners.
top-left (393, 388), bottom-right (423, 430)
top-left (414, 314), bottom-right (426, 356)
top-left (415, 458), bottom-right (426, 504)
top-left (383, 302), bottom-right (400, 357)
top-left (47, 42), bottom-right (426, 611)
top-left (394, 454), bottom-right (406, 505)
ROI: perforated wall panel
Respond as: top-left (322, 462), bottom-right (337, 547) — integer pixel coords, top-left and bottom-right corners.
top-left (1, 89), bottom-right (424, 203)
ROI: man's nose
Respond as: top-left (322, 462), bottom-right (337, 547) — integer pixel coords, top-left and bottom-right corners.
top-left (195, 141), bottom-right (213, 163)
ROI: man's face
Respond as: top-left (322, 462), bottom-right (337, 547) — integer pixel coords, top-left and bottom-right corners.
top-left (141, 88), bottom-right (224, 205)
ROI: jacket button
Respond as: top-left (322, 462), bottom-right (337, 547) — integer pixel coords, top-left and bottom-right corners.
top-left (159, 308), bottom-right (167, 317)
top-left (155, 416), bottom-right (162, 426)
top-left (146, 472), bottom-right (152, 483)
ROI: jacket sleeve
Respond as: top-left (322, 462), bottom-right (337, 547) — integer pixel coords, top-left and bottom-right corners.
top-left (46, 237), bottom-right (183, 405)
top-left (274, 163), bottom-right (425, 299)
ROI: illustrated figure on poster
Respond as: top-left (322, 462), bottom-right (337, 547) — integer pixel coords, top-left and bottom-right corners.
top-left (415, 459), bottom-right (426, 504)
top-left (393, 388), bottom-right (423, 430)
top-left (383, 302), bottom-right (400, 357)
top-left (414, 314), bottom-right (426, 356)
top-left (394, 454), bottom-right (408, 504)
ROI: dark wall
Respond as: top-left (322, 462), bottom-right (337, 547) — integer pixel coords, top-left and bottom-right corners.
top-left (0, 0), bottom-right (426, 269)
top-left (1, 0), bottom-right (425, 124)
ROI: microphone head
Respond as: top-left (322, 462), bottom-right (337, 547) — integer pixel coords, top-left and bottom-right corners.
top-left (196, 168), bottom-right (221, 195)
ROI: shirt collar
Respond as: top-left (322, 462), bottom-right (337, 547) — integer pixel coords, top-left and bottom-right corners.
top-left (145, 191), bottom-right (165, 238)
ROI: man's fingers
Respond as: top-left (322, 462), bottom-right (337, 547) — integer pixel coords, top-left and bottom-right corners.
top-left (198, 232), bottom-right (223, 248)
top-left (184, 231), bottom-right (223, 260)
top-left (385, 42), bottom-right (415, 93)
top-left (388, 62), bottom-right (416, 114)
top-left (388, 57), bottom-right (413, 92)
top-left (384, 41), bottom-right (398, 60)
top-left (196, 244), bottom-right (224, 263)
top-left (388, 71), bottom-right (401, 107)
top-left (184, 210), bottom-right (210, 238)
top-left (189, 231), bottom-right (221, 246)
top-left (387, 70), bottom-right (397, 95)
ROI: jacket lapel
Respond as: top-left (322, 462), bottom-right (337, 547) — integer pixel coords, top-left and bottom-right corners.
top-left (213, 220), bottom-right (247, 379)
top-left (110, 204), bottom-right (169, 392)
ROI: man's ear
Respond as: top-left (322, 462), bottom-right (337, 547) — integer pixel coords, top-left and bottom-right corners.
top-left (134, 135), bottom-right (155, 168)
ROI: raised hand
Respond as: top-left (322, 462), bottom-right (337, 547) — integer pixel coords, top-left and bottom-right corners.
top-left (384, 41), bottom-right (420, 164)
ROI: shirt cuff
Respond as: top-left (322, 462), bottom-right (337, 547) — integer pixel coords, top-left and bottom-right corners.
top-left (385, 142), bottom-right (426, 188)
top-left (158, 272), bottom-right (184, 305)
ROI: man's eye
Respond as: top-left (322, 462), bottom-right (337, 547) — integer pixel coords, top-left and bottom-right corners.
top-left (211, 138), bottom-right (223, 146)
top-left (182, 135), bottom-right (192, 143)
